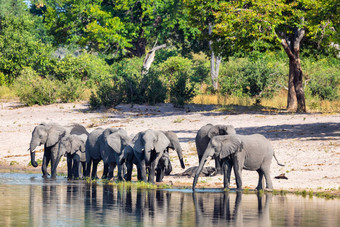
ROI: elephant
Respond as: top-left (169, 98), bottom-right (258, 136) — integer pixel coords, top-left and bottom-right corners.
top-left (155, 150), bottom-right (172, 182)
top-left (29, 122), bottom-right (67, 178)
top-left (100, 128), bottom-right (131, 181)
top-left (132, 129), bottom-right (185, 183)
top-left (59, 134), bottom-right (87, 180)
top-left (195, 124), bottom-right (236, 175)
top-left (85, 128), bottom-right (105, 179)
top-left (192, 134), bottom-right (284, 191)
top-left (122, 144), bottom-right (142, 181)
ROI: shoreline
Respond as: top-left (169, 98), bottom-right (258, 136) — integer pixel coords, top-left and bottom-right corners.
top-left (0, 101), bottom-right (339, 195)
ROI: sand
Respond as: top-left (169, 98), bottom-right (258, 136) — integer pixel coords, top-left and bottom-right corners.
top-left (0, 101), bottom-right (339, 192)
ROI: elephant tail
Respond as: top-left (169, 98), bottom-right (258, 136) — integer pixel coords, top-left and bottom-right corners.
top-left (273, 152), bottom-right (285, 166)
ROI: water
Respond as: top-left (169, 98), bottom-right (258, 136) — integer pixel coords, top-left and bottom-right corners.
top-left (0, 173), bottom-right (339, 226)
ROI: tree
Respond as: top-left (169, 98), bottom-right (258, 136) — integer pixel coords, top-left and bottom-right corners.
top-left (184, 0), bottom-right (225, 91)
top-left (214, 0), bottom-right (339, 112)
top-left (0, 0), bottom-right (51, 84)
top-left (32, 0), bottom-right (198, 59)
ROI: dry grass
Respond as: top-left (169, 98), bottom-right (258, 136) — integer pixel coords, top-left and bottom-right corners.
top-left (191, 90), bottom-right (340, 113)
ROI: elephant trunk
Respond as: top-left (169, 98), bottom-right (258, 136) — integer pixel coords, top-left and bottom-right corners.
top-left (172, 139), bottom-right (185, 169)
top-left (29, 141), bottom-right (39, 168)
top-left (192, 145), bottom-right (214, 191)
top-left (144, 149), bottom-right (151, 164)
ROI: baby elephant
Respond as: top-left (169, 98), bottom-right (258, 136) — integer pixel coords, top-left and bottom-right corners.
top-left (193, 134), bottom-right (284, 191)
top-left (59, 135), bottom-right (87, 180)
top-left (156, 151), bottom-right (172, 182)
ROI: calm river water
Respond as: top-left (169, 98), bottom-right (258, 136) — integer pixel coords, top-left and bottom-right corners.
top-left (0, 173), bottom-right (339, 226)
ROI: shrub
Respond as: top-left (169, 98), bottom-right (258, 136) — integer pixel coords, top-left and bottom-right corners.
top-left (303, 58), bottom-right (340, 101)
top-left (89, 78), bottom-right (124, 109)
top-left (14, 67), bottom-right (58, 105)
top-left (169, 72), bottom-right (196, 107)
top-left (159, 56), bottom-right (196, 106)
top-left (219, 55), bottom-right (286, 98)
top-left (58, 77), bottom-right (85, 103)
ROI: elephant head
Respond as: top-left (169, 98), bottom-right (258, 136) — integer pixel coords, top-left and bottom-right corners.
top-left (163, 131), bottom-right (185, 169)
top-left (103, 128), bottom-right (131, 163)
top-left (207, 124), bottom-right (236, 139)
top-left (59, 135), bottom-right (86, 157)
top-left (133, 129), bottom-right (170, 164)
top-left (29, 123), bottom-right (66, 167)
top-left (193, 135), bottom-right (242, 191)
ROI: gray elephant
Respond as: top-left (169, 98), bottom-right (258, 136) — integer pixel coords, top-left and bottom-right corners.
top-left (155, 151), bottom-right (172, 182)
top-left (100, 128), bottom-right (130, 181)
top-left (192, 134), bottom-right (284, 191)
top-left (195, 124), bottom-right (236, 174)
top-left (122, 145), bottom-right (142, 181)
top-left (85, 128), bottom-right (104, 179)
top-left (29, 122), bottom-right (67, 178)
top-left (59, 134), bottom-right (87, 180)
top-left (132, 129), bottom-right (185, 183)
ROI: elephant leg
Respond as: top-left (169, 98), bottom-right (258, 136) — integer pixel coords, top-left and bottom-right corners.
top-left (138, 160), bottom-right (147, 182)
top-left (67, 154), bottom-right (73, 180)
top-left (50, 146), bottom-right (62, 179)
top-left (125, 162), bottom-right (133, 181)
top-left (42, 150), bottom-right (51, 178)
top-left (136, 163), bottom-right (142, 181)
top-left (116, 163), bottom-right (124, 181)
top-left (148, 153), bottom-right (162, 184)
top-left (108, 162), bottom-right (116, 180)
top-left (256, 169), bottom-right (264, 190)
top-left (92, 160), bottom-right (100, 180)
top-left (215, 157), bottom-right (223, 175)
top-left (81, 162), bottom-right (86, 179)
top-left (102, 161), bottom-right (109, 179)
top-left (156, 168), bottom-right (164, 182)
top-left (233, 157), bottom-right (243, 190)
top-left (85, 160), bottom-right (92, 178)
top-left (73, 155), bottom-right (81, 180)
top-left (223, 159), bottom-right (232, 189)
top-left (263, 168), bottom-right (273, 190)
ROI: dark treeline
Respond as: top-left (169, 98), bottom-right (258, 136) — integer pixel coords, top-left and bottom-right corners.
top-left (0, 0), bottom-right (339, 111)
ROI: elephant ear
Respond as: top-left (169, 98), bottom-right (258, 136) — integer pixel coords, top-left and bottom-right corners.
top-left (207, 126), bottom-right (220, 139)
top-left (46, 124), bottom-right (66, 147)
top-left (61, 137), bottom-right (71, 154)
top-left (106, 133), bottom-right (122, 154)
top-left (154, 131), bottom-right (170, 153)
top-left (212, 135), bottom-right (242, 160)
top-left (133, 132), bottom-right (145, 154)
top-left (70, 136), bottom-right (84, 155)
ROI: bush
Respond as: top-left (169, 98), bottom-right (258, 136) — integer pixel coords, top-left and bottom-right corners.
top-left (14, 67), bottom-right (58, 105)
top-left (169, 72), bottom-right (196, 107)
top-left (159, 56), bottom-right (196, 106)
top-left (47, 52), bottom-right (113, 87)
top-left (303, 58), bottom-right (340, 101)
top-left (89, 78), bottom-right (124, 109)
top-left (58, 77), bottom-right (85, 103)
top-left (219, 55), bottom-right (286, 98)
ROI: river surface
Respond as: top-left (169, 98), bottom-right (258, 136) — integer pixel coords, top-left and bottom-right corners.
top-left (0, 173), bottom-right (339, 226)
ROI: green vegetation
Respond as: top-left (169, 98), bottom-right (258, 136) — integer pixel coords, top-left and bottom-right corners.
top-left (0, 0), bottom-right (338, 113)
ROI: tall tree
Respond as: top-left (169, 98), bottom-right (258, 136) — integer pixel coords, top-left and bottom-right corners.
top-left (214, 0), bottom-right (339, 112)
top-left (185, 0), bottom-right (225, 91)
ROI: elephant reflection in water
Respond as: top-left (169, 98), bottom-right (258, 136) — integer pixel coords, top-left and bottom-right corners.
top-left (82, 185), bottom-right (184, 225)
top-left (193, 192), bottom-right (272, 226)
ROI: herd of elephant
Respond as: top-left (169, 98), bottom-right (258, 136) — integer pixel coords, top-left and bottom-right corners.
top-left (29, 122), bottom-right (284, 191)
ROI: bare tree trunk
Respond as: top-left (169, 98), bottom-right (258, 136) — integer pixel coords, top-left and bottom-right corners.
top-left (209, 23), bottom-right (221, 91)
top-left (141, 44), bottom-right (166, 75)
top-left (280, 27), bottom-right (306, 112)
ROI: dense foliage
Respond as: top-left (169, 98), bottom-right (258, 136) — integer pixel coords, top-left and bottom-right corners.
top-left (0, 0), bottom-right (339, 110)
